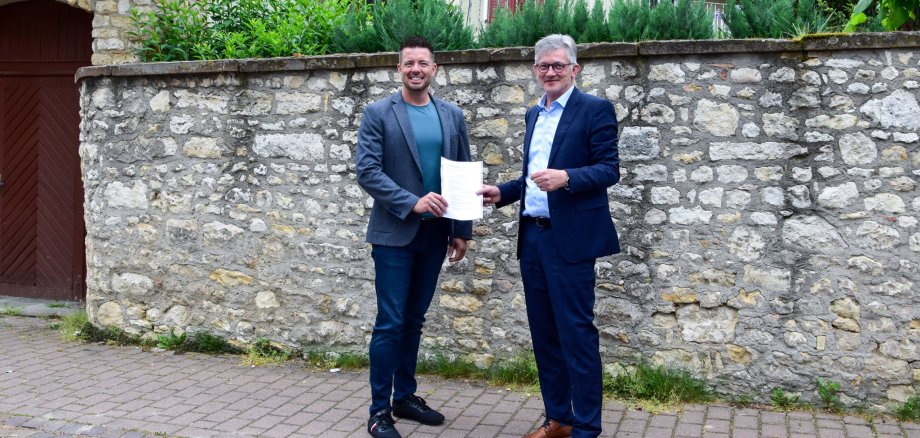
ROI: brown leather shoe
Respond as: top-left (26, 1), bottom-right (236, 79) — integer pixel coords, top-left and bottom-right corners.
top-left (523, 419), bottom-right (572, 438)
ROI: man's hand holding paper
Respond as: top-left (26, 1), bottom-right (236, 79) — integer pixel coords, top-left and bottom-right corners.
top-left (440, 157), bottom-right (483, 220)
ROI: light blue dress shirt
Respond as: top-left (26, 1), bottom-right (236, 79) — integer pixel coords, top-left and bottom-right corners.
top-left (523, 85), bottom-right (575, 219)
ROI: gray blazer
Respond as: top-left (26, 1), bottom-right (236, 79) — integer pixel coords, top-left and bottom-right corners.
top-left (356, 92), bottom-right (473, 246)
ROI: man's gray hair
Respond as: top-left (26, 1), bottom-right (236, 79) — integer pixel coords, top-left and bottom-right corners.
top-left (534, 34), bottom-right (577, 65)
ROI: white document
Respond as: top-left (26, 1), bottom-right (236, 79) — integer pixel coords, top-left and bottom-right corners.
top-left (440, 157), bottom-right (483, 221)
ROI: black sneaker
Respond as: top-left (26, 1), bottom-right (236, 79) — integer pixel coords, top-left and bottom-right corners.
top-left (367, 409), bottom-right (401, 438)
top-left (392, 394), bottom-right (445, 426)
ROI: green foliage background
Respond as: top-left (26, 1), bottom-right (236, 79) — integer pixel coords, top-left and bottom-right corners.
top-left (128, 0), bottom-right (904, 62)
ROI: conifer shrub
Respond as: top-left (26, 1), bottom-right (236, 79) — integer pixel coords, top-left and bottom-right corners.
top-left (580, 0), bottom-right (612, 42)
top-left (608, 0), bottom-right (651, 42)
top-left (478, 0), bottom-right (574, 48)
top-left (332, 0), bottom-right (474, 53)
top-left (722, 0), bottom-right (833, 38)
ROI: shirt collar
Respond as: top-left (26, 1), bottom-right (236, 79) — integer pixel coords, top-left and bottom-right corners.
top-left (538, 85), bottom-right (575, 110)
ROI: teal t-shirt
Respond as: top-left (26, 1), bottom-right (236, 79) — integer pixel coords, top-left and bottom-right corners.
top-left (406, 101), bottom-right (443, 198)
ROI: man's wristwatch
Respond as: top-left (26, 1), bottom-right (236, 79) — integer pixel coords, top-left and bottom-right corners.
top-left (563, 175), bottom-right (570, 191)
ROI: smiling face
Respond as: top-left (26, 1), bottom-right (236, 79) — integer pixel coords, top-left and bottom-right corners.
top-left (533, 47), bottom-right (580, 105)
top-left (398, 46), bottom-right (437, 96)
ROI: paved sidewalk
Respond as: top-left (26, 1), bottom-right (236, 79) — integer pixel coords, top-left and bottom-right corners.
top-left (0, 315), bottom-right (917, 438)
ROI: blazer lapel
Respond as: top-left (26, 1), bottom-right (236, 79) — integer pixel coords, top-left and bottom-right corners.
top-left (522, 106), bottom-right (539, 171)
top-left (548, 87), bottom-right (580, 166)
top-left (391, 95), bottom-right (422, 171)
top-left (432, 97), bottom-right (454, 158)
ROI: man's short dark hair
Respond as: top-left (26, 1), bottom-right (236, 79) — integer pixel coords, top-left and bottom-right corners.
top-left (399, 36), bottom-right (434, 63)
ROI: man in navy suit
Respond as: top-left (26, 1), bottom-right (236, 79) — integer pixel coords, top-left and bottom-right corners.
top-left (479, 34), bottom-right (620, 438)
top-left (356, 36), bottom-right (472, 438)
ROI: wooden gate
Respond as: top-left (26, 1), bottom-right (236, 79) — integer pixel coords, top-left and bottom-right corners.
top-left (0, 0), bottom-right (92, 301)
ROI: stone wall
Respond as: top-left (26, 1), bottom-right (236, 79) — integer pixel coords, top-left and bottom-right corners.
top-left (76, 34), bottom-right (920, 406)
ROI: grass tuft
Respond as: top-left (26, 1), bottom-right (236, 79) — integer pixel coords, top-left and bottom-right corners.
top-left (604, 363), bottom-right (712, 405)
top-left (183, 332), bottom-right (241, 354)
top-left (46, 302), bottom-right (68, 309)
top-left (895, 395), bottom-right (920, 422)
top-left (0, 306), bottom-right (24, 316)
top-left (55, 311), bottom-right (91, 342)
top-left (156, 328), bottom-right (187, 350)
top-left (770, 387), bottom-right (800, 410)
top-left (244, 338), bottom-right (295, 366)
top-left (305, 351), bottom-right (369, 370)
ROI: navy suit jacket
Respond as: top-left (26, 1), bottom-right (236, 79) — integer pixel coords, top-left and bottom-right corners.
top-left (356, 92), bottom-right (473, 247)
top-left (496, 87), bottom-right (620, 263)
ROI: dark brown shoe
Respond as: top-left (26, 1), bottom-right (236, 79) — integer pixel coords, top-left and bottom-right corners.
top-left (523, 419), bottom-right (572, 438)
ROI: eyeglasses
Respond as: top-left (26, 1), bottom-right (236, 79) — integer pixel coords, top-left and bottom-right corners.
top-left (534, 63), bottom-right (572, 73)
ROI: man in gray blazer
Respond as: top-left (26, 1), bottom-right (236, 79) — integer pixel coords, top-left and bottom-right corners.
top-left (355, 36), bottom-right (472, 438)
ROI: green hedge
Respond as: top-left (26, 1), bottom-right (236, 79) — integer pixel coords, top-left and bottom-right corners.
top-left (128, 0), bottom-right (880, 62)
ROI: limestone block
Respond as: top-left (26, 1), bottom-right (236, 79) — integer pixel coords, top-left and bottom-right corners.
top-left (887, 385), bottom-right (917, 403)
top-left (805, 114), bottom-right (857, 130)
top-left (782, 215), bottom-right (847, 252)
top-left (111, 273), bottom-right (153, 297)
top-left (835, 330), bottom-right (861, 350)
top-left (668, 206), bottom-right (712, 225)
top-left (149, 90), bottom-right (170, 112)
top-left (728, 227), bottom-right (766, 262)
top-left (254, 133), bottom-right (324, 161)
top-left (619, 127), bottom-right (660, 161)
top-left (183, 137), bottom-right (223, 158)
top-left (689, 166), bottom-right (713, 183)
top-left (651, 187), bottom-right (680, 205)
top-left (865, 353), bottom-right (910, 380)
top-left (470, 119), bottom-right (508, 138)
top-left (645, 209), bottom-right (667, 224)
top-left (762, 114), bottom-right (799, 140)
top-left (689, 269), bottom-right (736, 286)
top-left (698, 188), bottom-right (723, 208)
top-left (104, 181), bottom-right (148, 210)
top-left (887, 178), bottom-right (916, 196)
top-left (97, 302), bottom-right (124, 326)
top-left (818, 182), bottom-right (859, 209)
top-left (203, 222), bottom-right (245, 242)
top-left (640, 104), bottom-right (675, 124)
top-left (209, 269), bottom-right (253, 286)
top-left (769, 67), bottom-right (795, 82)
top-left (661, 287), bottom-right (697, 303)
top-left (491, 85), bottom-right (524, 104)
top-left (741, 265), bottom-right (791, 292)
top-left (854, 221), bottom-right (900, 250)
top-left (726, 289), bottom-right (764, 309)
top-left (710, 142), bottom-right (806, 161)
top-left (453, 316), bottom-right (483, 335)
top-left (256, 291), bottom-right (280, 309)
top-left (864, 193), bottom-right (906, 213)
top-left (648, 63), bottom-right (685, 83)
top-left (693, 99), bottom-right (738, 137)
top-left (676, 305), bottom-right (738, 343)
top-left (716, 165), bottom-right (748, 183)
top-left (838, 132), bottom-right (878, 166)
top-left (879, 339), bottom-right (917, 361)
top-left (859, 89), bottom-right (920, 130)
top-left (439, 294), bottom-right (483, 313)
top-left (632, 164), bottom-right (668, 182)
top-left (447, 68), bottom-right (473, 85)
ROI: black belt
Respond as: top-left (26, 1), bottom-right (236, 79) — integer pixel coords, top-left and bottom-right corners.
top-left (521, 216), bottom-right (551, 228)
top-left (420, 216), bottom-right (444, 221)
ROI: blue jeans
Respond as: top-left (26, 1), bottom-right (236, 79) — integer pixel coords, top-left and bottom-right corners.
top-left (519, 221), bottom-right (603, 438)
top-left (368, 219), bottom-right (449, 415)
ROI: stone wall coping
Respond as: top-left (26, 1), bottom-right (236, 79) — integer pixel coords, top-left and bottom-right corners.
top-left (75, 31), bottom-right (920, 82)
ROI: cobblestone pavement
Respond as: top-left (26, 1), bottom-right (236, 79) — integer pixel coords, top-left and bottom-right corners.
top-left (0, 315), bottom-right (917, 438)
